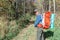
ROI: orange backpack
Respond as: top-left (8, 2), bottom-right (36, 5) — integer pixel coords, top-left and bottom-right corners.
top-left (43, 11), bottom-right (51, 29)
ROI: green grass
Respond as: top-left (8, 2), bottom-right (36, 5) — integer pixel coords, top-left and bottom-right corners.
top-left (0, 13), bottom-right (31, 40)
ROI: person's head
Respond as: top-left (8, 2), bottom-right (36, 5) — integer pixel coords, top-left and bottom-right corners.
top-left (34, 9), bottom-right (39, 15)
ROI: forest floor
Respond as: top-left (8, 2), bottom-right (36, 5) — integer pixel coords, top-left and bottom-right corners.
top-left (12, 24), bottom-right (37, 40)
top-left (12, 16), bottom-right (37, 40)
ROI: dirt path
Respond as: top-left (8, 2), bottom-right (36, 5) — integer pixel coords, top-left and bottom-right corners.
top-left (12, 24), bottom-right (37, 40)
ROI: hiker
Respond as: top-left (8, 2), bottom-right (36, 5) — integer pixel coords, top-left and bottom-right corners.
top-left (34, 9), bottom-right (44, 40)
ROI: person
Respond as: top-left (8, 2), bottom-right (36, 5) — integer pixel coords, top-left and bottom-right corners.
top-left (34, 9), bottom-right (44, 40)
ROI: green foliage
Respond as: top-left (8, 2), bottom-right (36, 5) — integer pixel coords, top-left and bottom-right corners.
top-left (0, 0), bottom-right (33, 40)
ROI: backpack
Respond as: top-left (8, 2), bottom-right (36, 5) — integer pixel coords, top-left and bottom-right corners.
top-left (43, 11), bottom-right (51, 29)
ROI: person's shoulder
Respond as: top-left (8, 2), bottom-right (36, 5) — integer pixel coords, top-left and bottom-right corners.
top-left (38, 14), bottom-right (42, 16)
top-left (36, 14), bottom-right (42, 18)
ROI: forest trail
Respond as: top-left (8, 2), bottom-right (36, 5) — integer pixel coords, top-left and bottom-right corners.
top-left (12, 24), bottom-right (37, 40)
top-left (12, 16), bottom-right (37, 40)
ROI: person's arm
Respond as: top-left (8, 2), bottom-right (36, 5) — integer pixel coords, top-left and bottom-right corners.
top-left (34, 15), bottom-right (42, 27)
